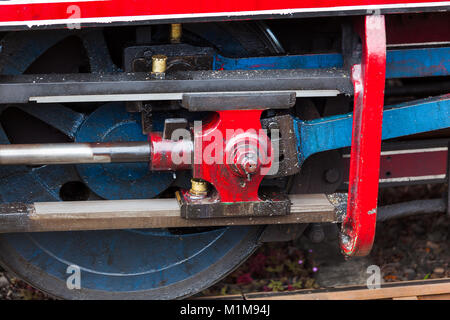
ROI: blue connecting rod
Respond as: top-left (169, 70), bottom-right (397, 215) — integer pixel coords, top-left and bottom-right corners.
top-left (293, 94), bottom-right (450, 165)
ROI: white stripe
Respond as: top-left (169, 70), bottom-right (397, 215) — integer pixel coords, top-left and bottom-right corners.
top-left (380, 147), bottom-right (448, 156)
top-left (342, 147), bottom-right (448, 158)
top-left (379, 174), bottom-right (447, 183)
top-left (29, 90), bottom-right (340, 103)
top-left (0, 2), bottom-right (449, 27)
top-left (387, 41), bottom-right (450, 48)
top-left (343, 174), bottom-right (447, 184)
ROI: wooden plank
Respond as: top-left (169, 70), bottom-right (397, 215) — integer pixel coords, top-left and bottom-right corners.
top-left (0, 194), bottom-right (336, 233)
top-left (242, 279), bottom-right (450, 300)
top-left (419, 293), bottom-right (450, 300)
top-left (196, 294), bottom-right (244, 300)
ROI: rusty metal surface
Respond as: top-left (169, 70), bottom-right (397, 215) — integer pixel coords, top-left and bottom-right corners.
top-left (261, 115), bottom-right (300, 178)
top-left (178, 190), bottom-right (291, 219)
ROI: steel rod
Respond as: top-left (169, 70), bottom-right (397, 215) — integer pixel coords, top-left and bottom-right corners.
top-left (0, 142), bottom-right (151, 165)
top-left (377, 198), bottom-right (447, 222)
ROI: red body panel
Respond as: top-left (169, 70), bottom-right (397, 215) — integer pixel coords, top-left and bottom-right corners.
top-left (0, 0), bottom-right (448, 28)
top-left (342, 149), bottom-right (449, 183)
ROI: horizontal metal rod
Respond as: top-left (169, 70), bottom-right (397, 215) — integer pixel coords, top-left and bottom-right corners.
top-left (377, 198), bottom-right (447, 222)
top-left (30, 90), bottom-right (340, 103)
top-left (0, 194), bottom-right (336, 233)
top-left (216, 47), bottom-right (450, 79)
top-left (0, 69), bottom-right (352, 104)
top-left (0, 142), bottom-right (150, 165)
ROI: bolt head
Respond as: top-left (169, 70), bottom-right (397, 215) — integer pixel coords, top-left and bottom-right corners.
top-left (243, 157), bottom-right (258, 174)
top-left (324, 169), bottom-right (340, 184)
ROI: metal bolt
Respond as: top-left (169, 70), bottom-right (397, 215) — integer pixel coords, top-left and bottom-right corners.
top-left (170, 24), bottom-right (182, 43)
top-left (243, 156), bottom-right (258, 174)
top-left (151, 54), bottom-right (167, 79)
top-left (231, 147), bottom-right (260, 179)
top-left (307, 224), bottom-right (325, 243)
top-left (324, 168), bottom-right (340, 184)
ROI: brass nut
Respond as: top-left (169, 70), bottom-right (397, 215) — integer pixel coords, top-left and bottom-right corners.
top-left (151, 54), bottom-right (167, 74)
top-left (170, 23), bottom-right (182, 43)
top-left (189, 178), bottom-right (208, 197)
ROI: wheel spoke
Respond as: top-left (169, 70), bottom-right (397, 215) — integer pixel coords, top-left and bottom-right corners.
top-left (80, 31), bottom-right (118, 73)
top-left (17, 104), bottom-right (85, 139)
top-left (0, 31), bottom-right (74, 75)
top-left (31, 164), bottom-right (101, 200)
top-left (0, 124), bottom-right (10, 144)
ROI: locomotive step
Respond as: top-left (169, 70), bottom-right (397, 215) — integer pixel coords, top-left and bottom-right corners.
top-left (0, 194), bottom-right (336, 233)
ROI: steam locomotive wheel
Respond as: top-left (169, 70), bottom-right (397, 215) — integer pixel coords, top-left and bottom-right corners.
top-left (0, 26), bottom-right (275, 299)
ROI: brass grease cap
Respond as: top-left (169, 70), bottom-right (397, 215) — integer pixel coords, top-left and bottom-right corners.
top-left (190, 178), bottom-right (208, 196)
top-left (152, 54), bottom-right (167, 74)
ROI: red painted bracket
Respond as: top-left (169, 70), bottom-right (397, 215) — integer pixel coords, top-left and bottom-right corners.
top-left (193, 110), bottom-right (272, 203)
top-left (340, 15), bottom-right (387, 257)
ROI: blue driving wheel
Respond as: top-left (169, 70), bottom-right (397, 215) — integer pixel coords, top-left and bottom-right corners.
top-left (0, 28), bottom-right (265, 299)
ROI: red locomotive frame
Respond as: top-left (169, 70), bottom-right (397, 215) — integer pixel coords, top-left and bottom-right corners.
top-left (0, 0), bottom-right (449, 29)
